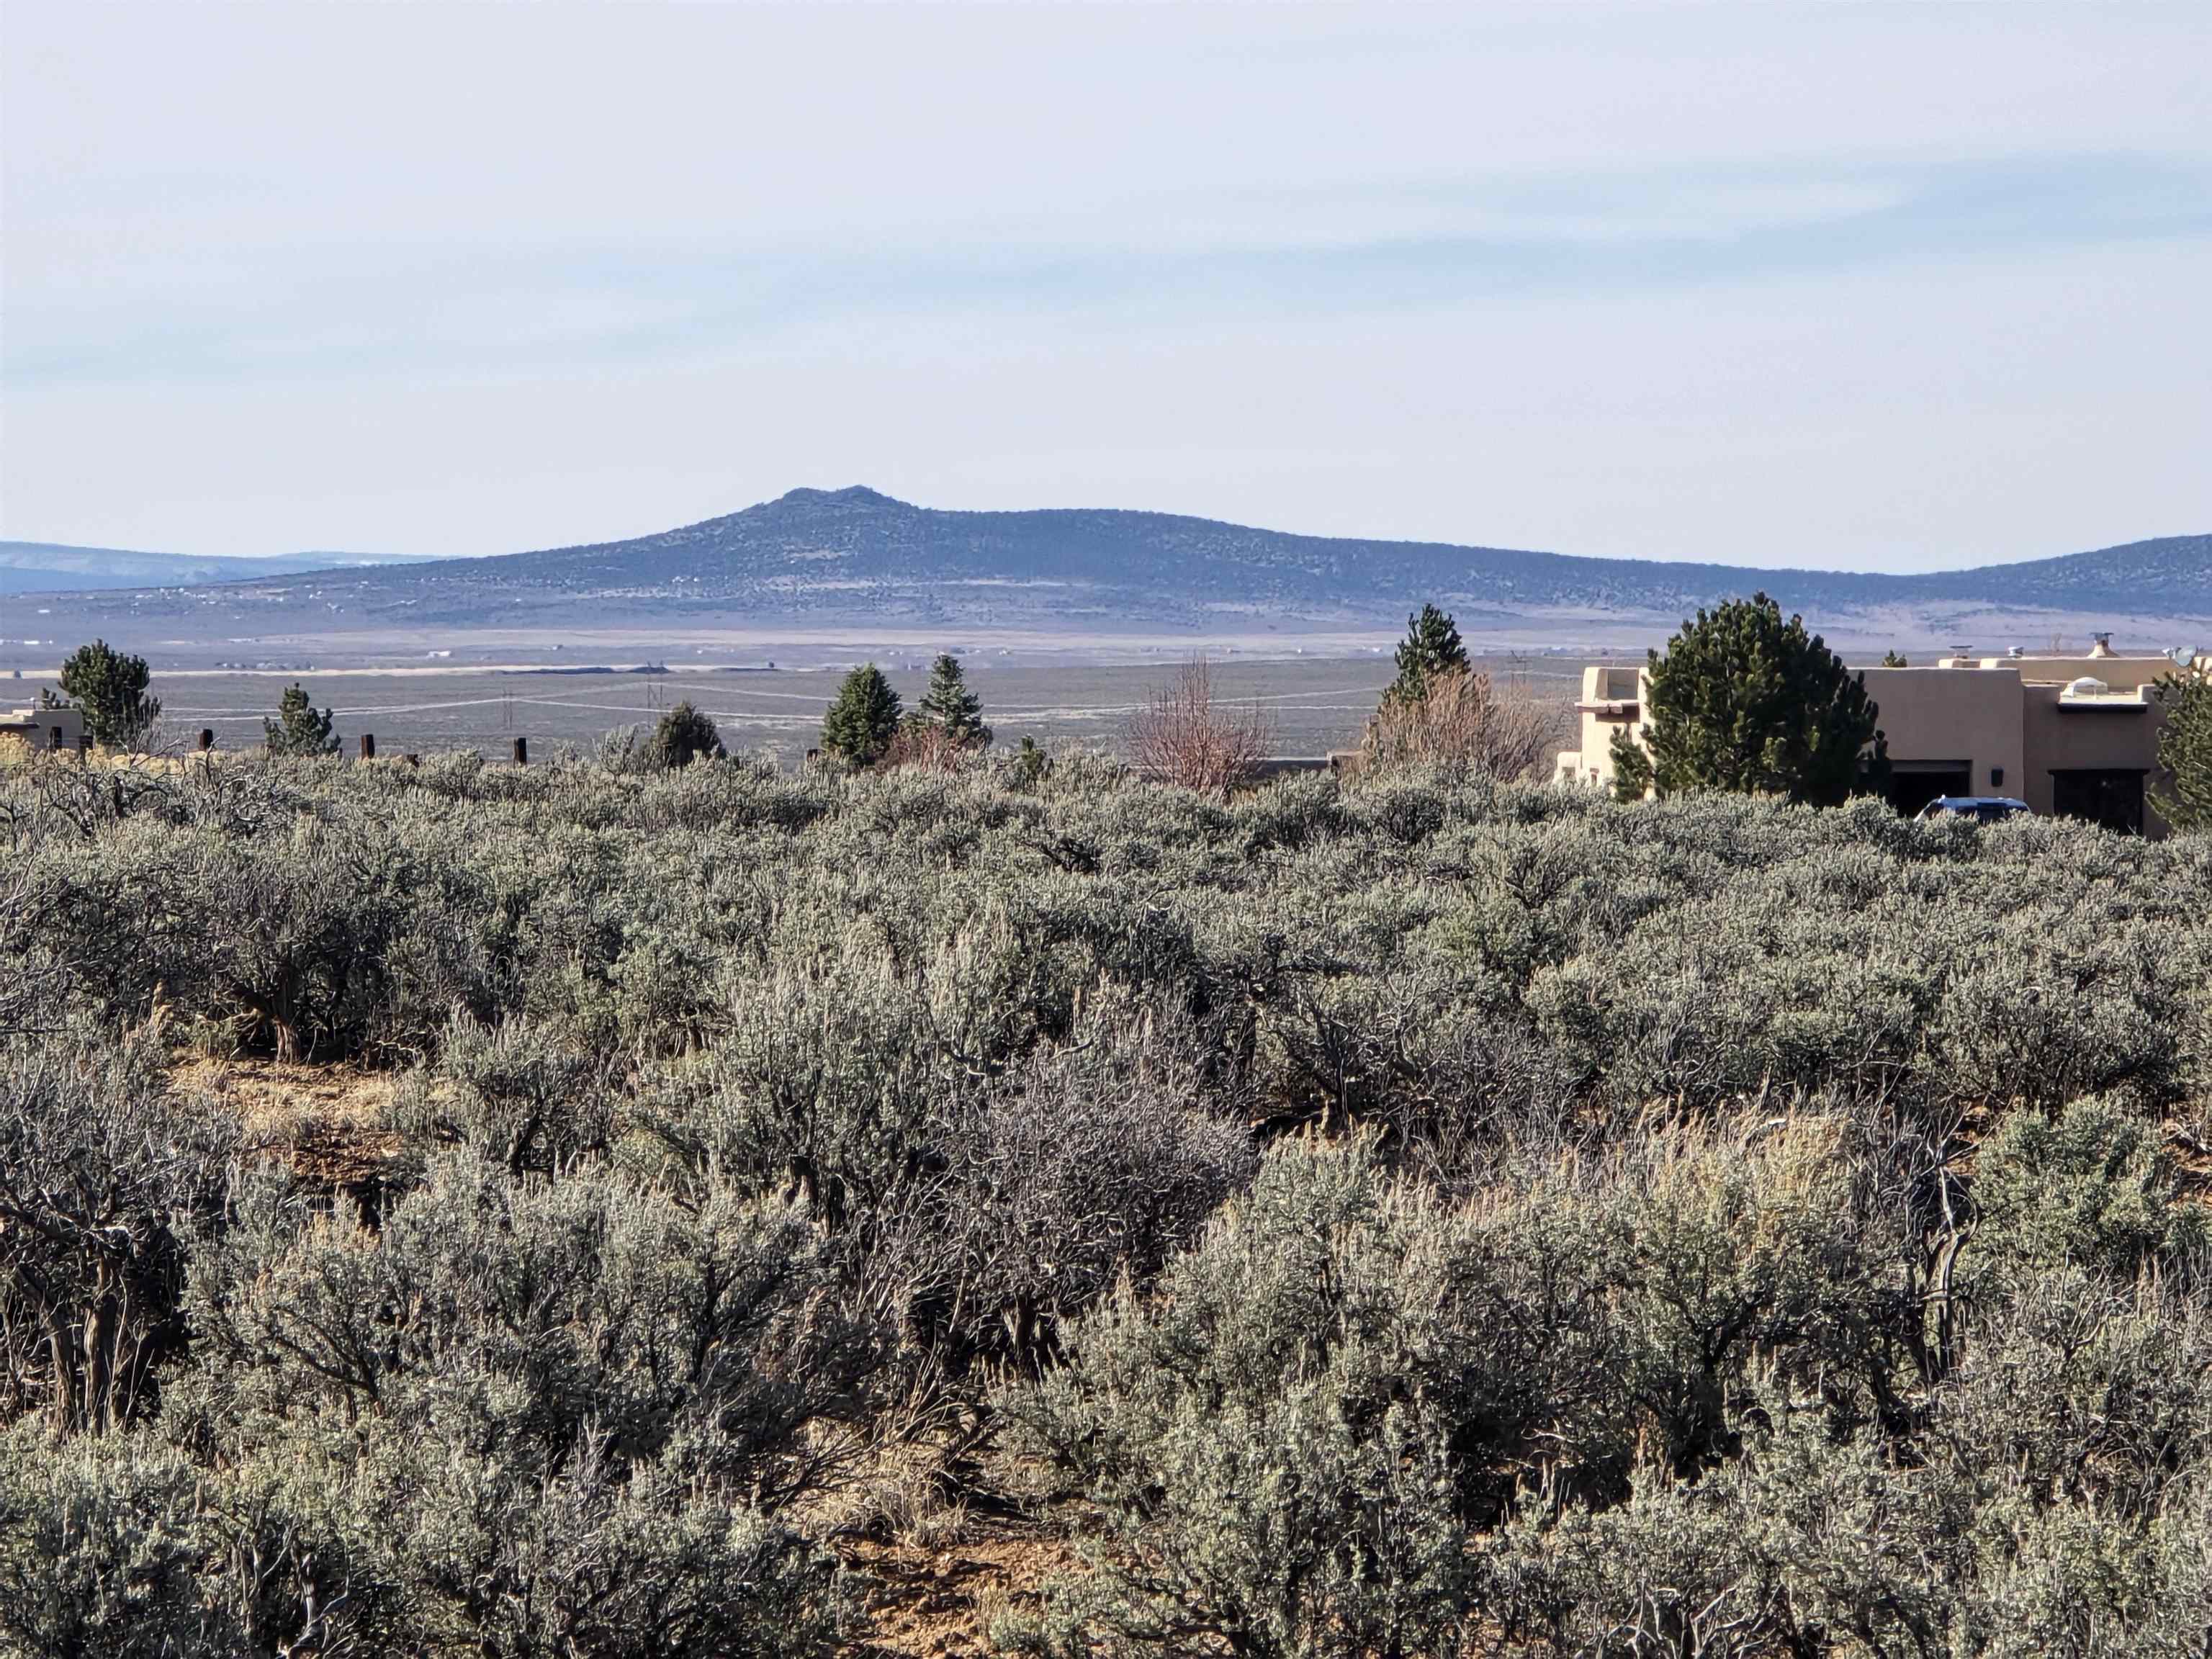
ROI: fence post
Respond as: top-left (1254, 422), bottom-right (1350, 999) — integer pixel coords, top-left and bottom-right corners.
top-left (78, 733), bottom-right (93, 762)
top-left (199, 729), bottom-right (215, 752)
top-left (511, 737), bottom-right (528, 766)
top-left (359, 733), bottom-right (376, 760)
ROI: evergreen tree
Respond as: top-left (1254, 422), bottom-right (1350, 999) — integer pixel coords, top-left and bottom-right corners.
top-left (264, 683), bottom-right (340, 755)
top-left (56, 639), bottom-right (161, 749)
top-left (1013, 734), bottom-right (1048, 788)
top-left (2154, 662), bottom-right (2212, 832)
top-left (821, 664), bottom-right (902, 766)
top-left (1881, 649), bottom-right (1910, 668)
top-left (1609, 593), bottom-right (1880, 807)
top-left (649, 701), bottom-right (725, 768)
top-left (1386, 605), bottom-right (1470, 705)
top-left (917, 654), bottom-right (991, 748)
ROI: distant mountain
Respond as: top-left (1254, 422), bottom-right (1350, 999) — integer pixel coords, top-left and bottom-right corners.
top-left (17, 489), bottom-right (2211, 649)
top-left (0, 541), bottom-right (436, 595)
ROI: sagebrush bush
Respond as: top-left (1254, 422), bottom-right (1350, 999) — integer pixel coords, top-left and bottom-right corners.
top-left (1, 745), bottom-right (2208, 1654)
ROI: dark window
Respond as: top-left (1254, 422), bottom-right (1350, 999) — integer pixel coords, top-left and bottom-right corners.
top-left (1888, 763), bottom-right (1971, 818)
top-left (2050, 769), bottom-right (2145, 835)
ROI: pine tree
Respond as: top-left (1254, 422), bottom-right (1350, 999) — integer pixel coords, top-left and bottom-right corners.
top-left (1386, 606), bottom-right (1470, 705)
top-left (56, 639), bottom-right (161, 749)
top-left (821, 664), bottom-right (902, 767)
top-left (1013, 734), bottom-right (1048, 788)
top-left (1614, 593), bottom-right (1880, 807)
top-left (264, 683), bottom-right (341, 755)
top-left (917, 654), bottom-right (991, 748)
top-left (2154, 662), bottom-right (2212, 832)
top-left (649, 701), bottom-right (725, 768)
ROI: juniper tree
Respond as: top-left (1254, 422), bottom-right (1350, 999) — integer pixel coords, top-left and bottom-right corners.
top-left (2153, 662), bottom-right (2211, 832)
top-left (56, 640), bottom-right (161, 749)
top-left (821, 664), bottom-right (902, 767)
top-left (264, 682), bottom-right (340, 755)
top-left (1385, 604), bottom-right (1470, 706)
top-left (649, 700), bottom-right (725, 768)
top-left (917, 654), bottom-right (991, 749)
top-left (1609, 593), bottom-right (1880, 806)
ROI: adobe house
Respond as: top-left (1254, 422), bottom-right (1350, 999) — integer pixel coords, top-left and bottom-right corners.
top-left (1556, 637), bottom-right (2206, 837)
top-left (0, 701), bottom-right (87, 755)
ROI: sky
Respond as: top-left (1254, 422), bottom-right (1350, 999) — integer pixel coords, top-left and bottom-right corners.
top-left (4, 3), bottom-right (2208, 572)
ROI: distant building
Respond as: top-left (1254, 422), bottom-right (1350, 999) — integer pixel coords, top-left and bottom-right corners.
top-left (0, 701), bottom-right (86, 754)
top-left (1556, 638), bottom-right (2207, 837)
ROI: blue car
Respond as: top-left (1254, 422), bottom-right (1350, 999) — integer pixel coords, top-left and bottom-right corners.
top-left (1916, 795), bottom-right (2031, 824)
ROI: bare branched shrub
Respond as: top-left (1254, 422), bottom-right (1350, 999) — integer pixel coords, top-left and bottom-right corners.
top-left (1127, 658), bottom-right (1274, 796)
top-left (886, 996), bottom-right (1256, 1364)
top-left (1361, 665), bottom-right (1566, 780)
top-left (876, 718), bottom-right (971, 773)
top-left (0, 1033), bottom-right (234, 1434)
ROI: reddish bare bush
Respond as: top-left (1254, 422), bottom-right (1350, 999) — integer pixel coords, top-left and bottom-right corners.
top-left (1127, 659), bottom-right (1274, 796)
top-left (877, 719), bottom-right (972, 774)
top-left (1362, 666), bottom-right (1565, 781)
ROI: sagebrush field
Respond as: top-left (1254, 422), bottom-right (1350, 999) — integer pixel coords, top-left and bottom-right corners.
top-left (4, 749), bottom-right (2210, 1657)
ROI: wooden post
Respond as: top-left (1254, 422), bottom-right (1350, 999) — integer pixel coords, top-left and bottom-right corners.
top-left (511, 736), bottom-right (528, 765)
top-left (359, 733), bottom-right (376, 760)
top-left (198, 729), bottom-right (215, 751)
top-left (77, 733), bottom-right (93, 761)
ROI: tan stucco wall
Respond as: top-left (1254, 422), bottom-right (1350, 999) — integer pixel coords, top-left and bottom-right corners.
top-left (1856, 666), bottom-right (2024, 799)
top-left (0, 704), bottom-right (85, 750)
top-left (1555, 664), bottom-right (1645, 788)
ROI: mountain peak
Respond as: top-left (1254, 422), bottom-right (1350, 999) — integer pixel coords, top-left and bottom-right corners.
top-left (773, 485), bottom-right (904, 509)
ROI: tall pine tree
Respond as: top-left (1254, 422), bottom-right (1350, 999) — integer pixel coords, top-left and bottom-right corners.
top-left (1609, 593), bottom-right (1879, 807)
top-left (56, 639), bottom-right (161, 749)
top-left (822, 664), bottom-right (902, 766)
top-left (917, 654), bottom-right (991, 748)
top-left (1385, 606), bottom-right (1470, 705)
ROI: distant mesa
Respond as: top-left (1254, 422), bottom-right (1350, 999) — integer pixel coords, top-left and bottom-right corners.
top-left (4, 489), bottom-right (2206, 649)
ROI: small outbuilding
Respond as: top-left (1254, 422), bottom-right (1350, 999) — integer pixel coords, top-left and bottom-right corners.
top-left (0, 701), bottom-right (87, 753)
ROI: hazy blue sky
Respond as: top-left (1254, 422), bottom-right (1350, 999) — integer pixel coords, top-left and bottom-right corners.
top-left (4, 4), bottom-right (2207, 570)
